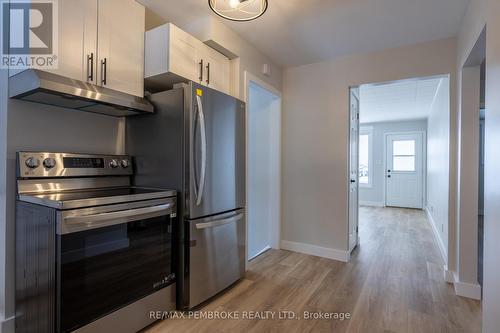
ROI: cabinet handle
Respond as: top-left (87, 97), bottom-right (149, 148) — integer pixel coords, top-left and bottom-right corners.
top-left (206, 62), bottom-right (210, 85)
top-left (101, 58), bottom-right (107, 85)
top-left (87, 53), bottom-right (94, 82)
top-left (199, 59), bottom-right (203, 82)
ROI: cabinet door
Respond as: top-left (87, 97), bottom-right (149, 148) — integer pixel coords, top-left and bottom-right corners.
top-left (97, 0), bottom-right (145, 97)
top-left (202, 46), bottom-right (230, 94)
top-left (50, 0), bottom-right (98, 83)
top-left (169, 24), bottom-right (204, 84)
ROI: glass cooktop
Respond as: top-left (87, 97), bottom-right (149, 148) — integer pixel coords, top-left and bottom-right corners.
top-left (18, 187), bottom-right (176, 210)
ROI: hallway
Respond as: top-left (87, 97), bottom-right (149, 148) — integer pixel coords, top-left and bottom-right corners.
top-left (147, 207), bottom-right (481, 333)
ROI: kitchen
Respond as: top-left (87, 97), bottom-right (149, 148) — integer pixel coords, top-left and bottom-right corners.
top-left (0, 0), bottom-right (496, 332)
top-left (1, 0), bottom-right (281, 332)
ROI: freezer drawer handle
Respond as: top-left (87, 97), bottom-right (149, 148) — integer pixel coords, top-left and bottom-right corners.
top-left (195, 213), bottom-right (244, 230)
top-left (62, 203), bottom-right (173, 233)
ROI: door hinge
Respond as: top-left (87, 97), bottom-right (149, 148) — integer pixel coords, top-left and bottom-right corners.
top-left (356, 226), bottom-right (359, 233)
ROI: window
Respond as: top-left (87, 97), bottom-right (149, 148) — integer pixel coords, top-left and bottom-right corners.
top-left (359, 127), bottom-right (373, 187)
top-left (392, 140), bottom-right (416, 171)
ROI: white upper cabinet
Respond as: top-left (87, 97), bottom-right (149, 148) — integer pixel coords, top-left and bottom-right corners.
top-left (200, 45), bottom-right (230, 94)
top-left (49, 0), bottom-right (98, 83)
top-left (97, 0), bottom-right (145, 97)
top-left (145, 23), bottom-right (231, 95)
top-left (12, 0), bottom-right (145, 97)
top-left (169, 24), bottom-right (203, 83)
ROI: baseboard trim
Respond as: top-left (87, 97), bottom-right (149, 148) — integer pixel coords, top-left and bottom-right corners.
top-left (248, 245), bottom-right (272, 261)
top-left (454, 279), bottom-right (482, 300)
top-left (359, 201), bottom-right (384, 207)
top-left (443, 266), bottom-right (455, 283)
top-left (444, 271), bottom-right (482, 300)
top-left (424, 207), bottom-right (447, 262)
top-left (1, 316), bottom-right (15, 333)
top-left (280, 240), bottom-right (350, 262)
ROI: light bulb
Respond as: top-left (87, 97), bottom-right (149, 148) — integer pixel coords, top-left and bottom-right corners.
top-left (229, 0), bottom-right (242, 9)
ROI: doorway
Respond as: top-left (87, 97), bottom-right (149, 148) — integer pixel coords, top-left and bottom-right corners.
top-left (348, 75), bottom-right (451, 261)
top-left (245, 73), bottom-right (281, 261)
top-left (385, 132), bottom-right (424, 209)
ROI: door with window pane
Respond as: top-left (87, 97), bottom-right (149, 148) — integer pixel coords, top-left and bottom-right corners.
top-left (385, 133), bottom-right (424, 209)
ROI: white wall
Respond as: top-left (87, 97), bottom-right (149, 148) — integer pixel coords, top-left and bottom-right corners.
top-left (247, 81), bottom-right (280, 259)
top-left (457, 66), bottom-right (481, 289)
top-left (282, 38), bottom-right (456, 256)
top-left (359, 119), bottom-right (428, 206)
top-left (0, 91), bottom-right (125, 331)
top-left (426, 77), bottom-right (451, 260)
top-left (456, 0), bottom-right (500, 328)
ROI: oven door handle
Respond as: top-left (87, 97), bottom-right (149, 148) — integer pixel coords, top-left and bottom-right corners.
top-left (61, 203), bottom-right (174, 234)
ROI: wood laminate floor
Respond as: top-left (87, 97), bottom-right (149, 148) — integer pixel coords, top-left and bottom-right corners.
top-left (146, 207), bottom-right (481, 333)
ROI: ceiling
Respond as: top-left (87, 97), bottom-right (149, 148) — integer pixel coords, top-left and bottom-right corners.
top-left (140, 0), bottom-right (470, 67)
top-left (359, 77), bottom-right (443, 124)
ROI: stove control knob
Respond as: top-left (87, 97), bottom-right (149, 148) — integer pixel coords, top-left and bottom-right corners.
top-left (120, 159), bottom-right (130, 168)
top-left (43, 158), bottom-right (56, 169)
top-left (25, 157), bottom-right (40, 169)
top-left (109, 159), bottom-right (119, 168)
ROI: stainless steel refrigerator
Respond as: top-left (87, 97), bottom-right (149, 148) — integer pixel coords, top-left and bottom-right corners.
top-left (127, 82), bottom-right (246, 309)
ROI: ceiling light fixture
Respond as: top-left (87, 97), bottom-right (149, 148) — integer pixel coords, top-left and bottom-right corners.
top-left (208, 0), bottom-right (268, 22)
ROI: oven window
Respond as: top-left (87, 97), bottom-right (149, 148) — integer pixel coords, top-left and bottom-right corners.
top-left (58, 215), bottom-right (173, 332)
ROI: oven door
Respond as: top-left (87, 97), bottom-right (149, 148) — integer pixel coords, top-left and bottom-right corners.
top-left (56, 198), bottom-right (176, 333)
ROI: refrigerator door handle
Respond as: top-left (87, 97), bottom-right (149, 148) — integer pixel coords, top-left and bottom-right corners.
top-left (195, 213), bottom-right (244, 230)
top-left (195, 95), bottom-right (207, 206)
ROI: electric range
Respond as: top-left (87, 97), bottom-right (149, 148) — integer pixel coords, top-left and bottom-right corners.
top-left (15, 152), bottom-right (177, 333)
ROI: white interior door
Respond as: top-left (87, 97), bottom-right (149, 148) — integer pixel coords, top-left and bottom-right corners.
top-left (348, 88), bottom-right (359, 252)
top-left (247, 81), bottom-right (281, 260)
top-left (385, 133), bottom-right (424, 209)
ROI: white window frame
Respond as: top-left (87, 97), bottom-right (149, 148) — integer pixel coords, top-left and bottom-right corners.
top-left (359, 126), bottom-right (373, 188)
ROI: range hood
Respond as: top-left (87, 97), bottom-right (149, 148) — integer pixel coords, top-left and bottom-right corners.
top-left (9, 69), bottom-right (154, 117)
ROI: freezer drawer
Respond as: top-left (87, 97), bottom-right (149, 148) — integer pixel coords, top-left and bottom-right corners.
top-left (188, 209), bottom-right (245, 308)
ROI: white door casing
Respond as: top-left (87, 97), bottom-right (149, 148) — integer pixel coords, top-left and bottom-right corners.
top-left (385, 132), bottom-right (424, 209)
top-left (247, 82), bottom-right (280, 260)
top-left (348, 88), bottom-right (359, 253)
